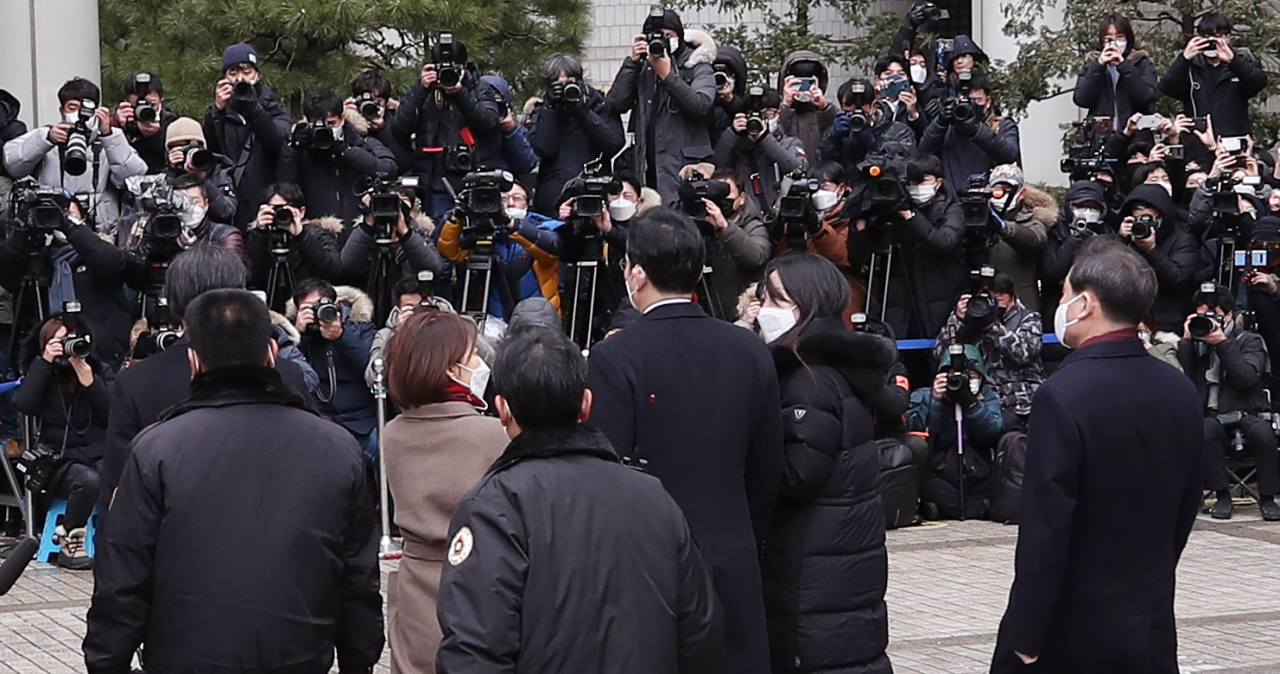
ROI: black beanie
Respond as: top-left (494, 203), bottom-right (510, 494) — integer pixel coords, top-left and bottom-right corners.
top-left (644, 9), bottom-right (685, 39)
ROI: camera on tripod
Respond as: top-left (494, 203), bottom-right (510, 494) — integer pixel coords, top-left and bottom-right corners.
top-left (1060, 117), bottom-right (1113, 176)
top-left (59, 301), bottom-right (92, 362)
top-left (62, 99), bottom-right (97, 177)
top-left (569, 160), bottom-right (621, 221)
top-left (290, 120), bottom-right (343, 157)
top-left (355, 93), bottom-right (383, 120)
top-left (358, 174), bottom-right (418, 244)
top-left (10, 179), bottom-right (68, 233)
top-left (435, 32), bottom-right (463, 89)
top-left (862, 162), bottom-right (909, 212)
top-left (772, 170), bottom-right (819, 248)
top-left (645, 6), bottom-right (669, 58)
top-left (1206, 174), bottom-right (1259, 216)
top-left (959, 175), bottom-right (1005, 237)
top-left (457, 170), bottom-right (515, 249)
top-left (129, 175), bottom-right (195, 257)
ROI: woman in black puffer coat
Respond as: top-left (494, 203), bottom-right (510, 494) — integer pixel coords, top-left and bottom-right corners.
top-left (757, 253), bottom-right (895, 674)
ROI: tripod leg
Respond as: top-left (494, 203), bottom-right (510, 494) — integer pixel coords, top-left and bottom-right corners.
top-left (586, 263), bottom-right (600, 349)
top-left (569, 264), bottom-right (585, 346)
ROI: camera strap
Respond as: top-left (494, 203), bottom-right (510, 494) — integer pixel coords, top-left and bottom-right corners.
top-left (230, 133), bottom-right (255, 190)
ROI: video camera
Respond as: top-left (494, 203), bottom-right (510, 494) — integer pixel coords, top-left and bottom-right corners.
top-left (58, 301), bottom-right (92, 362)
top-left (645, 6), bottom-right (669, 58)
top-left (435, 32), bottom-right (463, 89)
top-left (1206, 174), bottom-right (1261, 217)
top-left (772, 169), bottom-right (819, 249)
top-left (1060, 117), bottom-right (1114, 177)
top-left (959, 174), bottom-right (1004, 238)
top-left (358, 174), bottom-right (418, 245)
top-left (62, 99), bottom-right (97, 177)
top-left (678, 171), bottom-right (732, 233)
top-left (9, 178), bottom-right (67, 234)
top-left (290, 120), bottom-right (343, 157)
top-left (569, 160), bottom-right (620, 221)
top-left (457, 170), bottom-right (514, 251)
top-left (126, 175), bottom-right (196, 259)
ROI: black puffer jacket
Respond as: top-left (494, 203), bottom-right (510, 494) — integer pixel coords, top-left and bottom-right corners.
top-left (1073, 50), bottom-right (1160, 124)
top-left (763, 319), bottom-right (893, 674)
top-left (201, 84), bottom-right (292, 229)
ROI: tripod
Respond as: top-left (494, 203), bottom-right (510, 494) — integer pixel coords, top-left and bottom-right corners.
top-left (697, 262), bottom-right (726, 321)
top-left (265, 230), bottom-right (296, 315)
top-left (459, 241), bottom-right (497, 332)
top-left (864, 240), bottom-right (926, 336)
top-left (371, 358), bottom-right (401, 560)
top-left (366, 242), bottom-right (397, 328)
top-left (566, 232), bottom-right (608, 350)
top-left (954, 403), bottom-right (967, 522)
top-left (4, 254), bottom-right (50, 539)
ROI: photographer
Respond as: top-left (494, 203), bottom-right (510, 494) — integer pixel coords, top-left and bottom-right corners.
top-left (112, 72), bottom-right (177, 174)
top-left (390, 34), bottom-right (503, 224)
top-left (530, 53), bottom-right (626, 218)
top-left (345, 69), bottom-right (413, 174)
top-left (986, 164), bottom-right (1051, 310)
top-left (1176, 286), bottom-right (1279, 521)
top-left (712, 87), bottom-right (807, 213)
top-left (820, 78), bottom-right (915, 175)
top-left (711, 45), bottom-right (750, 140)
top-left (696, 168), bottom-right (771, 321)
top-left (606, 9), bottom-right (717, 204)
top-left (477, 75), bottom-right (539, 176)
top-left (1159, 12), bottom-right (1267, 139)
top-left (3, 77), bottom-right (148, 236)
top-left (1073, 14), bottom-right (1160, 128)
top-left (919, 71), bottom-right (1020, 191)
top-left (1041, 180), bottom-right (1112, 327)
top-left (202, 43), bottom-right (293, 230)
top-left (1188, 140), bottom-right (1263, 242)
top-left (778, 51), bottom-right (837, 161)
top-left (907, 345), bottom-right (1005, 520)
top-left (13, 314), bottom-right (109, 570)
top-left (291, 279), bottom-right (379, 465)
top-left (1118, 184), bottom-right (1200, 332)
top-left (364, 273), bottom-right (455, 390)
top-left (123, 173), bottom-right (243, 257)
top-left (339, 181), bottom-right (445, 307)
top-left (874, 55), bottom-right (928, 137)
top-left (279, 91), bottom-right (398, 224)
top-left (245, 183), bottom-right (343, 308)
top-left (438, 180), bottom-right (564, 321)
top-left (163, 117), bottom-right (237, 226)
top-left (935, 271), bottom-right (1045, 431)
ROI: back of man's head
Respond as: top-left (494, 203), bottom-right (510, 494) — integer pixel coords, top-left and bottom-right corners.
top-left (1067, 237), bottom-right (1156, 326)
top-left (185, 289), bottom-right (272, 370)
top-left (492, 328), bottom-right (587, 431)
top-left (164, 246), bottom-right (248, 325)
top-left (627, 207), bottom-right (705, 295)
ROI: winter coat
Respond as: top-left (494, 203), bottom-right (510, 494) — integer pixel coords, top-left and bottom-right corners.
top-left (96, 336), bottom-right (313, 528)
top-left (992, 186), bottom-right (1053, 311)
top-left (13, 358), bottom-right (110, 467)
top-left (437, 214), bottom-right (563, 318)
top-left (383, 401), bottom-right (508, 674)
top-left (1121, 185), bottom-right (1201, 332)
top-left (125, 107), bottom-right (179, 174)
top-left (1073, 51), bottom-right (1160, 125)
top-left (608, 29), bottom-right (719, 204)
top-left (763, 320), bottom-right (893, 674)
top-left (201, 84), bottom-right (293, 229)
top-left (1159, 48), bottom-right (1268, 138)
top-left (471, 76), bottom-right (539, 177)
top-left (1177, 326), bottom-right (1270, 415)
top-left (245, 217), bottom-right (344, 307)
top-left (710, 46), bottom-right (751, 141)
top-left (587, 301), bottom-right (783, 674)
top-left (992, 338), bottom-right (1202, 673)
top-left (340, 213), bottom-right (444, 298)
top-left (1040, 182), bottom-right (1110, 327)
top-left (291, 286), bottom-right (378, 435)
top-left (819, 103), bottom-right (917, 175)
top-left (3, 126), bottom-right (148, 236)
top-left (705, 198), bottom-right (772, 320)
top-left (920, 114), bottom-right (1021, 189)
top-left (713, 126), bottom-right (808, 214)
top-left (529, 87), bottom-right (626, 217)
top-left (163, 164), bottom-right (238, 226)
top-left (935, 300), bottom-right (1046, 417)
top-left (777, 51), bottom-right (838, 161)
top-left (85, 365), bottom-right (383, 674)
top-left (278, 121), bottom-right (398, 224)
top-left (390, 66), bottom-right (503, 192)
top-left (907, 384), bottom-right (1005, 458)
top-left (436, 423), bottom-right (726, 674)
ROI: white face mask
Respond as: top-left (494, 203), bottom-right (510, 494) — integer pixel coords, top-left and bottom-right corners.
top-left (1054, 293), bottom-right (1084, 348)
top-left (811, 189), bottom-right (840, 212)
top-left (757, 305), bottom-right (798, 343)
top-left (1155, 181), bottom-right (1173, 196)
top-left (766, 117), bottom-right (779, 134)
top-left (625, 266), bottom-right (640, 309)
top-left (330, 125), bottom-right (343, 141)
top-left (668, 37), bottom-right (681, 54)
top-left (910, 64), bottom-right (929, 84)
top-left (181, 204), bottom-right (207, 228)
top-left (1072, 207), bottom-right (1103, 224)
top-left (968, 376), bottom-right (981, 395)
top-left (990, 191), bottom-right (1019, 213)
top-left (504, 207), bottom-right (527, 222)
top-left (908, 183), bottom-right (938, 204)
top-left (63, 111), bottom-right (80, 125)
top-left (608, 197), bottom-right (637, 222)
top-left (453, 359), bottom-right (491, 400)
top-left (1111, 40), bottom-right (1128, 54)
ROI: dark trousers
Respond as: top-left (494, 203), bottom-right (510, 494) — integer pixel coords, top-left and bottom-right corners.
top-left (1205, 416), bottom-right (1280, 497)
top-left (50, 461), bottom-right (101, 530)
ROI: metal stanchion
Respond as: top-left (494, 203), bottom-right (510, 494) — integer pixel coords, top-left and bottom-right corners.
top-left (372, 358), bottom-right (401, 560)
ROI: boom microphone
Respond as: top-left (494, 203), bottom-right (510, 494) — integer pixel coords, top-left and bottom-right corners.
top-left (0, 537), bottom-right (38, 595)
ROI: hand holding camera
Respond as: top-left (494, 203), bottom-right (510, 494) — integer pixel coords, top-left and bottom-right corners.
top-left (631, 35), bottom-right (650, 63)
top-left (1213, 37), bottom-right (1235, 63)
top-left (1120, 215), bottom-right (1157, 251)
top-left (215, 79), bottom-right (234, 111)
top-left (703, 199), bottom-right (729, 230)
top-left (114, 101), bottom-right (135, 128)
top-left (1184, 35), bottom-right (1210, 61)
top-left (257, 203), bottom-right (303, 237)
top-left (47, 123), bottom-right (72, 145)
top-left (1185, 312), bottom-right (1227, 345)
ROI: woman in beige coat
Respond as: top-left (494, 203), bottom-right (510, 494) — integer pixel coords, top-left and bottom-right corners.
top-left (383, 309), bottom-right (509, 674)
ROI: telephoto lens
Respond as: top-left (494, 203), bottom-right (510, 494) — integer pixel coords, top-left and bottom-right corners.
top-left (62, 334), bottom-right (92, 360)
top-left (562, 81), bottom-right (585, 104)
top-left (272, 205), bottom-right (294, 229)
top-left (1188, 313), bottom-right (1218, 340)
top-left (135, 100), bottom-right (158, 124)
top-left (316, 300), bottom-right (341, 324)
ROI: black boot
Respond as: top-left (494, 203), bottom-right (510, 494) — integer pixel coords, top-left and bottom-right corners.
top-left (1211, 490), bottom-right (1234, 520)
top-left (1261, 497), bottom-right (1280, 522)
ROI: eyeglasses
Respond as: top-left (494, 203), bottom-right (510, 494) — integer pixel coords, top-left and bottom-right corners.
top-left (501, 194), bottom-right (528, 207)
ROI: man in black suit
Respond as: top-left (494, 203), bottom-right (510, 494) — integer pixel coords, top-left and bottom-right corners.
top-left (587, 207), bottom-right (783, 674)
top-left (96, 246), bottom-right (313, 535)
top-left (992, 237), bottom-right (1203, 673)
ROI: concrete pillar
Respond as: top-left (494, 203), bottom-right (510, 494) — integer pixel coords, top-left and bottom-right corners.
top-left (0, 0), bottom-right (101, 129)
top-left (973, 0), bottom-right (1075, 187)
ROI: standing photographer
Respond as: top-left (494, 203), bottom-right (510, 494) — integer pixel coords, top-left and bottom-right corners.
top-left (476, 75), bottom-right (538, 177)
top-left (1040, 180), bottom-right (1112, 326)
top-left (340, 182), bottom-right (445, 310)
top-left (1159, 12), bottom-right (1267, 139)
top-left (606, 9), bottom-right (718, 204)
top-left (202, 43), bottom-right (293, 230)
top-left (1073, 15), bottom-right (1160, 129)
top-left (279, 91), bottom-right (397, 225)
top-left (1177, 286), bottom-right (1279, 521)
top-left (530, 53), bottom-right (625, 218)
top-left (712, 87), bottom-right (807, 213)
top-left (345, 69), bottom-right (414, 174)
top-left (390, 35), bottom-right (503, 224)
top-left (777, 51), bottom-right (838, 161)
top-left (1118, 184), bottom-right (1200, 332)
top-left (245, 183), bottom-right (343, 310)
top-left (819, 77), bottom-right (915, 174)
top-left (919, 71), bottom-right (1020, 191)
top-left (3, 78), bottom-right (148, 237)
top-left (112, 72), bottom-right (177, 174)
top-left (987, 164), bottom-right (1051, 311)
top-left (163, 118), bottom-right (238, 226)
top-left (697, 169), bottom-right (771, 321)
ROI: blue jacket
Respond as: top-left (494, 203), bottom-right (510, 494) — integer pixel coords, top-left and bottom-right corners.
top-left (906, 383), bottom-right (1005, 454)
top-left (476, 76), bottom-right (538, 175)
top-left (295, 288), bottom-right (378, 435)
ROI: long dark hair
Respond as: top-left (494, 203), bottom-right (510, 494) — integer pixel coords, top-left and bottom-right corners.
top-left (1099, 13), bottom-right (1135, 56)
top-left (761, 253), bottom-right (850, 351)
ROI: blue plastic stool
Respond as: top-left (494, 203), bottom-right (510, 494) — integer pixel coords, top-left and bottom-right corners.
top-left (36, 498), bottom-right (97, 563)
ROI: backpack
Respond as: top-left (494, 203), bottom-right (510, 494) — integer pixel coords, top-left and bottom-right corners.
top-left (990, 430), bottom-right (1028, 524)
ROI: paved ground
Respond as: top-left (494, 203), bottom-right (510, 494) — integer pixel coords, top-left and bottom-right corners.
top-left (3, 503), bottom-right (1280, 673)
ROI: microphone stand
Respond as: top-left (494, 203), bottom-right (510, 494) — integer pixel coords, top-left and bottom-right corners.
top-left (372, 358), bottom-right (402, 560)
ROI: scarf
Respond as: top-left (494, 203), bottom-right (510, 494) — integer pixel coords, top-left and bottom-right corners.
top-left (47, 245), bottom-right (79, 316)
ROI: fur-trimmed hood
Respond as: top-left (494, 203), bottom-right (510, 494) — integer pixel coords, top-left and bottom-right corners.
top-left (285, 285), bottom-right (374, 324)
top-left (772, 317), bottom-right (898, 401)
top-left (1019, 185), bottom-right (1059, 225)
top-left (342, 101), bottom-right (399, 137)
top-left (638, 186), bottom-right (663, 215)
top-left (682, 29), bottom-right (717, 68)
top-left (271, 310), bottom-right (301, 345)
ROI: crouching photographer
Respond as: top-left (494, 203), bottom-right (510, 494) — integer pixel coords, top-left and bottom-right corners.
top-left (1177, 285), bottom-right (1280, 521)
top-left (245, 183), bottom-right (342, 312)
top-left (907, 345), bottom-right (1005, 520)
top-left (13, 311), bottom-right (108, 570)
top-left (291, 279), bottom-right (379, 467)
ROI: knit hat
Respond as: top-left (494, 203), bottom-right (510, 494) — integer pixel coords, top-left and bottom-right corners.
top-left (221, 43), bottom-right (260, 73)
top-left (165, 117), bottom-right (205, 147)
top-left (643, 8), bottom-right (685, 39)
top-left (1253, 216), bottom-right (1280, 243)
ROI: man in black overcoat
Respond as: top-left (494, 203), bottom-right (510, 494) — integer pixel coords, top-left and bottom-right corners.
top-left (992, 237), bottom-right (1203, 673)
top-left (588, 207), bottom-right (784, 674)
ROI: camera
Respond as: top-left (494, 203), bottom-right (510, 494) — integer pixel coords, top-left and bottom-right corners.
top-left (358, 174), bottom-right (417, 244)
top-left (1060, 118), bottom-right (1114, 177)
top-left (62, 99), bottom-right (97, 177)
top-left (271, 204), bottom-right (295, 230)
top-left (446, 145), bottom-right (475, 173)
top-left (15, 443), bottom-right (60, 493)
top-left (1130, 213), bottom-right (1157, 239)
top-left (964, 266), bottom-right (999, 333)
top-left (571, 162), bottom-right (620, 220)
top-left (10, 179), bottom-right (67, 232)
top-left (678, 173), bottom-right (731, 223)
top-left (231, 81), bottom-right (257, 112)
top-left (1188, 312), bottom-right (1220, 340)
top-left (713, 64), bottom-right (732, 91)
top-left (772, 170), bottom-right (819, 248)
top-left (1206, 174), bottom-right (1256, 216)
top-left (959, 176), bottom-right (1004, 235)
top-left (645, 6), bottom-right (669, 58)
top-left (847, 110), bottom-right (870, 133)
top-left (944, 343), bottom-right (978, 406)
top-left (151, 297), bottom-right (180, 351)
top-left (128, 175), bottom-right (195, 257)
top-left (745, 85), bottom-right (767, 136)
top-left (134, 99), bottom-right (158, 125)
top-left (851, 312), bottom-right (869, 332)
top-left (355, 93), bottom-right (383, 120)
top-left (291, 120), bottom-right (342, 157)
top-left (315, 298), bottom-right (341, 324)
top-left (181, 141), bottom-right (215, 173)
top-left (915, 1), bottom-right (950, 24)
top-left (549, 78), bottom-right (587, 107)
top-left (459, 170), bottom-right (512, 216)
top-left (435, 32), bottom-right (463, 89)
top-left (59, 301), bottom-right (92, 361)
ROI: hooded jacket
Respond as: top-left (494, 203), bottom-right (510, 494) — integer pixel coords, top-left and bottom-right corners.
top-left (713, 122), bottom-right (808, 214)
top-left (1159, 47), bottom-right (1268, 138)
top-left (991, 185), bottom-right (1054, 311)
top-left (819, 101), bottom-right (917, 176)
top-left (290, 286), bottom-right (379, 435)
top-left (343, 105), bottom-right (414, 174)
top-left (777, 50), bottom-right (838, 161)
top-left (529, 85), bottom-right (626, 217)
top-left (711, 45), bottom-right (751, 140)
top-left (245, 216), bottom-right (344, 308)
top-left (1073, 49), bottom-right (1160, 125)
top-left (278, 121), bottom-right (398, 224)
top-left (919, 109), bottom-right (1021, 190)
top-left (476, 75), bottom-right (539, 176)
top-left (607, 29), bottom-right (718, 204)
top-left (201, 83), bottom-right (293, 229)
top-left (764, 319), bottom-right (894, 674)
top-left (1121, 184), bottom-right (1201, 331)
top-left (1041, 180), bottom-right (1109, 322)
